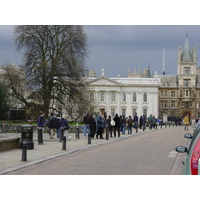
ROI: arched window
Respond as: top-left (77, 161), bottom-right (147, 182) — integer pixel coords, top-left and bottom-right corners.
top-left (89, 92), bottom-right (94, 101)
top-left (143, 92), bottom-right (147, 102)
top-left (122, 92), bottom-right (126, 102)
top-left (133, 92), bottom-right (137, 102)
top-left (100, 92), bottom-right (105, 101)
top-left (111, 92), bottom-right (116, 102)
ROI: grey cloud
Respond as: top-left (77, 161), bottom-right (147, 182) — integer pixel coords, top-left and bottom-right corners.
top-left (85, 25), bottom-right (200, 77)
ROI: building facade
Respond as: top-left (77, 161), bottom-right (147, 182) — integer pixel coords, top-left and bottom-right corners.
top-left (86, 69), bottom-right (160, 118)
top-left (157, 35), bottom-right (200, 120)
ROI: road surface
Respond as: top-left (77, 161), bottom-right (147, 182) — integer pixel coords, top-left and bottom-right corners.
top-left (6, 126), bottom-right (187, 175)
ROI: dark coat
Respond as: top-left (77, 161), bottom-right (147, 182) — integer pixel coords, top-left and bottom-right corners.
top-left (89, 117), bottom-right (96, 131)
top-left (60, 118), bottom-right (69, 130)
top-left (114, 115), bottom-right (120, 128)
top-left (49, 116), bottom-right (57, 129)
top-left (37, 115), bottom-right (45, 127)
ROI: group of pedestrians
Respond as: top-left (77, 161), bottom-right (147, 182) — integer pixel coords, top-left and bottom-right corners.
top-left (83, 112), bottom-right (105, 139)
top-left (83, 112), bottom-right (158, 139)
top-left (37, 112), bottom-right (70, 141)
top-left (37, 111), bottom-right (159, 141)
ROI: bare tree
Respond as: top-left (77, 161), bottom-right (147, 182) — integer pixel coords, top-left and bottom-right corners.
top-left (2, 64), bottom-right (27, 108)
top-left (14, 25), bottom-right (88, 116)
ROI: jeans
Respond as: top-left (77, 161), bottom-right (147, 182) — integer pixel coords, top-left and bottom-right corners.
top-left (83, 124), bottom-right (90, 137)
top-left (184, 124), bottom-right (189, 131)
top-left (121, 126), bottom-right (126, 134)
top-left (56, 129), bottom-right (60, 138)
top-left (128, 126), bottom-right (132, 134)
top-left (134, 122), bottom-right (138, 128)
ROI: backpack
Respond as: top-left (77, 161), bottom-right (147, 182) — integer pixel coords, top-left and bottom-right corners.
top-left (111, 120), bottom-right (115, 126)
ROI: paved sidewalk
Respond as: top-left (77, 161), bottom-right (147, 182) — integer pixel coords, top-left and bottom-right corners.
top-left (0, 129), bottom-right (138, 175)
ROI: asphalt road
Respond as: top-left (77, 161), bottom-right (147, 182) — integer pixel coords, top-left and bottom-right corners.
top-left (6, 126), bottom-right (188, 175)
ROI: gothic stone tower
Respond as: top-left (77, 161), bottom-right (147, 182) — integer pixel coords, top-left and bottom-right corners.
top-left (158, 34), bottom-right (200, 120)
top-left (177, 34), bottom-right (198, 118)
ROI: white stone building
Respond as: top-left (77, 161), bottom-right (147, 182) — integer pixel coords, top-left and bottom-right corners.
top-left (86, 69), bottom-right (161, 118)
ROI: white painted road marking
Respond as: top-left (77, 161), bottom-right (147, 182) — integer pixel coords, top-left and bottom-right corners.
top-left (167, 151), bottom-right (178, 158)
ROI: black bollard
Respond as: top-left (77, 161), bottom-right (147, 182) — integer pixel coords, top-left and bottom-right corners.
top-left (161, 123), bottom-right (162, 129)
top-left (88, 133), bottom-right (91, 144)
top-left (106, 125), bottom-right (109, 140)
top-left (38, 128), bottom-right (44, 144)
top-left (136, 127), bottom-right (138, 133)
top-left (76, 127), bottom-right (80, 139)
top-left (22, 144), bottom-right (27, 161)
top-left (62, 136), bottom-right (66, 150)
top-left (165, 122), bottom-right (167, 128)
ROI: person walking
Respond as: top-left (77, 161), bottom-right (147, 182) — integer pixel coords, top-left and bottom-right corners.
top-left (148, 114), bottom-right (153, 130)
top-left (152, 115), bottom-right (156, 129)
top-left (89, 113), bottom-right (96, 139)
top-left (120, 115), bottom-right (126, 134)
top-left (96, 112), bottom-right (105, 139)
top-left (142, 115), bottom-right (147, 130)
top-left (56, 114), bottom-right (61, 138)
top-left (37, 112), bottom-right (45, 144)
top-left (106, 115), bottom-right (113, 137)
top-left (113, 114), bottom-right (120, 137)
top-left (60, 115), bottom-right (70, 140)
top-left (127, 115), bottom-right (133, 134)
top-left (139, 115), bottom-right (143, 129)
top-left (183, 114), bottom-right (190, 131)
top-left (49, 113), bottom-right (58, 139)
top-left (133, 113), bottom-right (138, 130)
top-left (83, 112), bottom-right (90, 138)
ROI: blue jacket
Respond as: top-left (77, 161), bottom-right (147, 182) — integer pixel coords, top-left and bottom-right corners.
top-left (97, 115), bottom-right (105, 128)
top-left (60, 118), bottom-right (69, 130)
top-left (38, 115), bottom-right (45, 127)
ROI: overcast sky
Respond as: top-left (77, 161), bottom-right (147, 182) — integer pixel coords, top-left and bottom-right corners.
top-left (1, 25), bottom-right (200, 77)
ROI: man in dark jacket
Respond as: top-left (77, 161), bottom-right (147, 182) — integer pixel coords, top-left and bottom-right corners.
top-left (83, 112), bottom-right (90, 138)
top-left (37, 112), bottom-right (45, 144)
top-left (96, 112), bottom-right (105, 139)
top-left (113, 114), bottom-right (120, 137)
top-left (37, 112), bottom-right (45, 128)
top-left (89, 114), bottom-right (96, 138)
top-left (133, 113), bottom-right (138, 129)
top-left (49, 113), bottom-right (57, 139)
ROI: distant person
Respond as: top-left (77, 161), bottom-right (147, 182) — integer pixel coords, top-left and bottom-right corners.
top-left (120, 115), bottom-right (126, 134)
top-left (113, 114), bottom-right (120, 137)
top-left (56, 114), bottom-right (61, 138)
top-left (83, 112), bottom-right (90, 138)
top-left (127, 116), bottom-right (133, 134)
top-left (89, 113), bottom-right (96, 139)
top-left (60, 115), bottom-right (70, 139)
top-left (183, 114), bottom-right (190, 131)
top-left (96, 112), bottom-right (105, 139)
top-left (133, 113), bottom-right (138, 129)
top-left (152, 115), bottom-right (156, 129)
top-left (139, 115), bottom-right (143, 129)
top-left (106, 115), bottom-right (113, 137)
top-left (148, 114), bottom-right (153, 129)
top-left (49, 113), bottom-right (58, 139)
top-left (37, 112), bottom-right (45, 128)
top-left (37, 112), bottom-right (45, 144)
